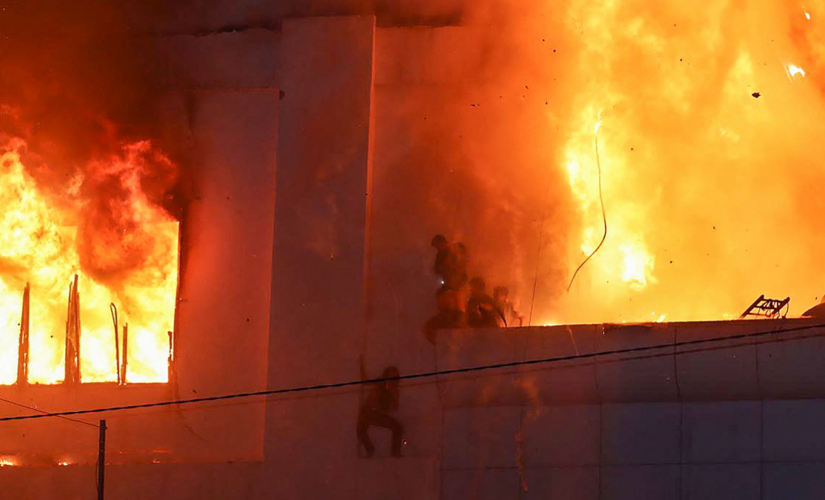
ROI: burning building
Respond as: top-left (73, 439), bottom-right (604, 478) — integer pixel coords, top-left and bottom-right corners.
top-left (1, 0), bottom-right (825, 499)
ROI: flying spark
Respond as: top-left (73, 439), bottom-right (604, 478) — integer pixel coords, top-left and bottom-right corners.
top-left (786, 64), bottom-right (806, 79)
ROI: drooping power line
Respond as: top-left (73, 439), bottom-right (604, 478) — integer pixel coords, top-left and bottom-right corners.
top-left (0, 321), bottom-right (822, 423)
top-left (0, 395), bottom-right (98, 428)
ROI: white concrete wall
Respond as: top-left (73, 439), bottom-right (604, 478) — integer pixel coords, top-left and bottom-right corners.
top-left (433, 319), bottom-right (825, 499)
top-left (436, 398), bottom-right (825, 500)
top-left (264, 15), bottom-right (379, 500)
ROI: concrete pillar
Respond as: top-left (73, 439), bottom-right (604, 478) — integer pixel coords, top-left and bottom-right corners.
top-left (265, 15), bottom-right (376, 499)
top-left (178, 89), bottom-right (279, 460)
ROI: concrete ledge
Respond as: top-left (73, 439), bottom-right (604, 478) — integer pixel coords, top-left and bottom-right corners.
top-left (436, 319), bottom-right (825, 405)
top-left (596, 324), bottom-right (677, 403)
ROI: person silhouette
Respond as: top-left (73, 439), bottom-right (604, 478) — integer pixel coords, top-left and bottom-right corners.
top-left (357, 358), bottom-right (404, 457)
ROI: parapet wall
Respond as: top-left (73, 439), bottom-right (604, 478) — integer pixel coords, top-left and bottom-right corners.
top-left (435, 318), bottom-right (825, 406)
top-left (431, 318), bottom-right (825, 500)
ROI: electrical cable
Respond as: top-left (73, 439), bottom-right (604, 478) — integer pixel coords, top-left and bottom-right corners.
top-left (0, 321), bottom-right (822, 424)
top-left (0, 396), bottom-right (98, 428)
top-left (567, 129), bottom-right (607, 292)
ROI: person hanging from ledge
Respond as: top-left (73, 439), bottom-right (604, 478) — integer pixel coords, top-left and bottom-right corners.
top-left (467, 276), bottom-right (504, 328)
top-left (357, 356), bottom-right (404, 458)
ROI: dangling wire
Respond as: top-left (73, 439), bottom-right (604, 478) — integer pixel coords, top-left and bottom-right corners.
top-left (527, 175), bottom-right (554, 327)
top-left (567, 121), bottom-right (608, 292)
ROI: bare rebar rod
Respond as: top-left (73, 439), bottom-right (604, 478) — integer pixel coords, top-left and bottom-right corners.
top-left (121, 324), bottom-right (128, 385)
top-left (167, 330), bottom-right (176, 384)
top-left (110, 304), bottom-right (120, 385)
top-left (64, 275), bottom-right (81, 385)
top-left (16, 283), bottom-right (30, 385)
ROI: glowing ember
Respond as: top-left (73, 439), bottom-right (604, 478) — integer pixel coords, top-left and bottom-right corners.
top-left (0, 141), bottom-right (178, 384)
top-left (786, 63), bottom-right (807, 79)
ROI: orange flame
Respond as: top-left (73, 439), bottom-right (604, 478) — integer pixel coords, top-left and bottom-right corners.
top-left (540, 0), bottom-right (825, 325)
top-left (0, 140), bottom-right (178, 384)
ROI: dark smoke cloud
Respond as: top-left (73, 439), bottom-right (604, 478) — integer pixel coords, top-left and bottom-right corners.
top-left (0, 1), bottom-right (183, 286)
top-left (0, 1), bottom-right (170, 163)
top-left (367, 0), bottom-right (577, 334)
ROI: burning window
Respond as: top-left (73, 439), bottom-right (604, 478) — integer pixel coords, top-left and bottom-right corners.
top-left (0, 140), bottom-right (179, 385)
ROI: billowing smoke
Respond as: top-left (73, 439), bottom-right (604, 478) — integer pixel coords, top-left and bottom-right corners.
top-left (0, 0), bottom-right (181, 287)
top-left (372, 0), bottom-right (825, 327)
top-left (370, 0), bottom-right (577, 332)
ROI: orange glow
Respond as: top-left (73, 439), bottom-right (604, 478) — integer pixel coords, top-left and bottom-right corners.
top-left (539, 0), bottom-right (825, 325)
top-left (0, 140), bottom-right (178, 384)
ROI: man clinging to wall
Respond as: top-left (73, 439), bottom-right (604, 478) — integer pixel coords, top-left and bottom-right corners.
top-left (357, 356), bottom-right (404, 458)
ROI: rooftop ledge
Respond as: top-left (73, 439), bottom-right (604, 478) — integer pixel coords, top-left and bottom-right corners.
top-left (434, 317), bottom-right (825, 407)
